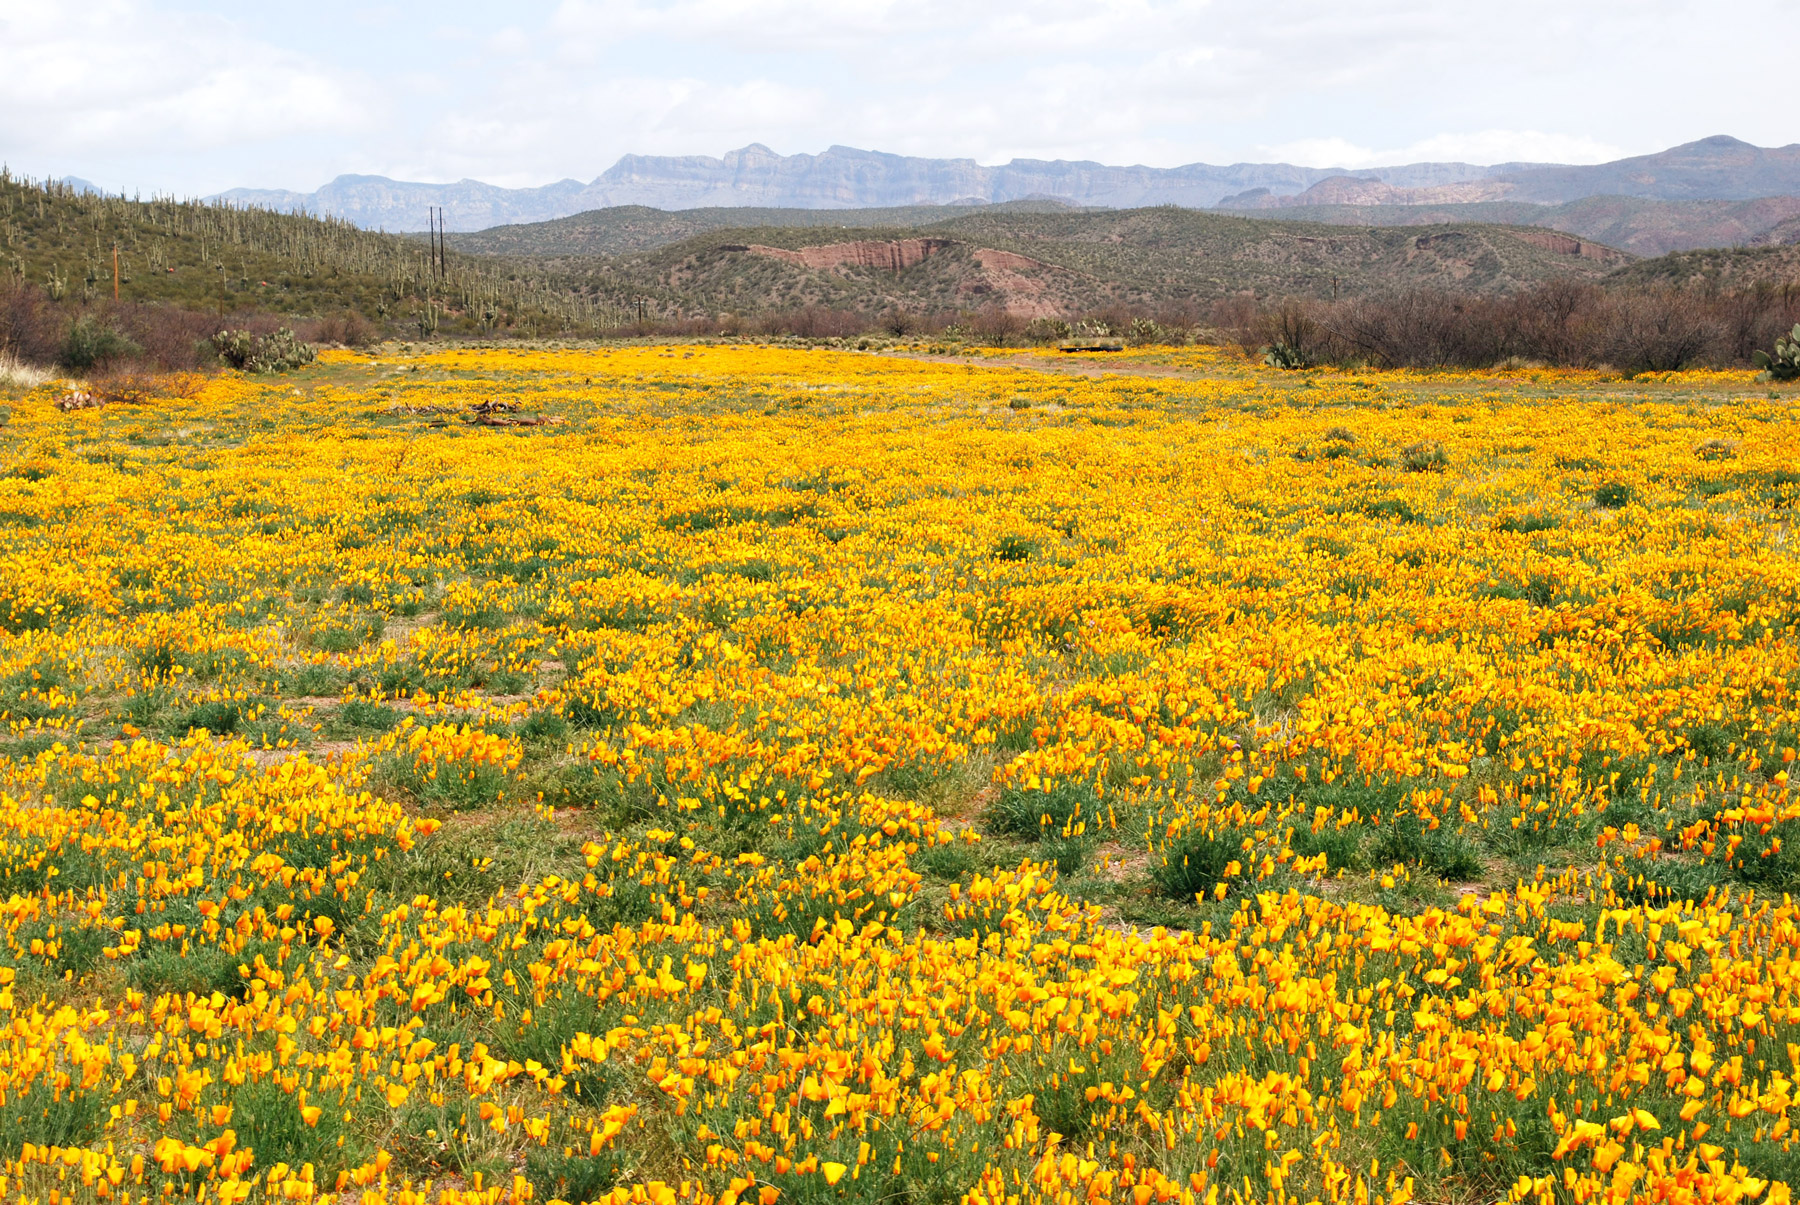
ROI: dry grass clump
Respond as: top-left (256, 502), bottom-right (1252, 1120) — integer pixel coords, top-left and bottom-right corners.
top-left (0, 352), bottom-right (49, 391)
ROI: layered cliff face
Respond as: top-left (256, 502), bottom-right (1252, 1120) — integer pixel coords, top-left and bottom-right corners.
top-left (726, 239), bottom-right (1067, 316)
top-left (212, 144), bottom-right (1485, 230)
top-left (216, 137), bottom-right (1800, 255)
top-left (742, 238), bottom-right (957, 271)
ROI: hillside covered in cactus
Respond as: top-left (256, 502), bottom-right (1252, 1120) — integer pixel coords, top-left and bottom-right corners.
top-left (0, 173), bottom-right (632, 336)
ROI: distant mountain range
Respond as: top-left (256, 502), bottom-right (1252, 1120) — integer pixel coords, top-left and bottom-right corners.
top-left (214, 137), bottom-right (1800, 239)
top-left (215, 144), bottom-right (1499, 231)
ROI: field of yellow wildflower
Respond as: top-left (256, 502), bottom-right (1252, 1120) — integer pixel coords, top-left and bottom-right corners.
top-left (0, 342), bottom-right (1796, 1205)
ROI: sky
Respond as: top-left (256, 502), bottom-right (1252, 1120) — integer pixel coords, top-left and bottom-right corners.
top-left (0, 0), bottom-right (1791, 197)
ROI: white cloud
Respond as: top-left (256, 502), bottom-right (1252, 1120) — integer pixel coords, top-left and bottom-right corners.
top-left (0, 0), bottom-right (368, 159)
top-left (1265, 131), bottom-right (1632, 171)
top-left (1, 0), bottom-right (1793, 196)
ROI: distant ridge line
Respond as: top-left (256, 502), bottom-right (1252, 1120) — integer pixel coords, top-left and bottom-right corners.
top-left (210, 136), bottom-right (1800, 234)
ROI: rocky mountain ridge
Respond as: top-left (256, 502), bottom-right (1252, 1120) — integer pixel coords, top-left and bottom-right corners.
top-left (219, 137), bottom-right (1800, 234)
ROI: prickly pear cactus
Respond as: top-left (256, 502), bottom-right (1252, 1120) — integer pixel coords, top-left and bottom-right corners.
top-left (1753, 323), bottom-right (1800, 381)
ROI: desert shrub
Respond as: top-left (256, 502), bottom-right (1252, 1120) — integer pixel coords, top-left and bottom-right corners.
top-left (1261, 301), bottom-right (1321, 368)
top-left (307, 310), bottom-right (378, 347)
top-left (1025, 317), bottom-right (1072, 345)
top-left (1335, 290), bottom-right (1508, 368)
top-left (109, 302), bottom-right (224, 370)
top-left (1605, 289), bottom-right (1721, 374)
top-left (966, 306), bottom-right (1026, 346)
top-left (60, 314), bottom-right (140, 370)
top-left (0, 282), bottom-right (60, 366)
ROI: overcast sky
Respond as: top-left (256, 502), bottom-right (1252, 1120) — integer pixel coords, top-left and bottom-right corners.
top-left (0, 0), bottom-right (1790, 196)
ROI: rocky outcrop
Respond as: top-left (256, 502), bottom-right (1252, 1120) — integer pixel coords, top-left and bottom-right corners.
top-left (1506, 229), bottom-right (1627, 262)
top-left (973, 248), bottom-right (1051, 272)
top-left (733, 238), bottom-right (1069, 316)
top-left (1227, 175), bottom-right (1517, 209)
top-left (742, 238), bottom-right (953, 271)
top-left (965, 249), bottom-right (1062, 318)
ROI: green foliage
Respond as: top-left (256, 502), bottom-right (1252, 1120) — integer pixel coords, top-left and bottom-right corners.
top-left (1153, 826), bottom-right (1244, 901)
top-left (60, 315), bottom-right (140, 370)
top-left (0, 170), bottom-right (629, 336)
top-left (1125, 317), bottom-right (1166, 346)
top-left (1401, 441), bottom-right (1449, 473)
top-left (1370, 814), bottom-right (1483, 880)
top-left (1752, 324), bottom-right (1800, 381)
top-left (1263, 341), bottom-right (1311, 370)
top-left (991, 533), bottom-right (1037, 562)
top-left (1592, 481), bottom-right (1633, 509)
top-left (0, 1080), bottom-right (106, 1158)
top-left (212, 328), bottom-right (317, 374)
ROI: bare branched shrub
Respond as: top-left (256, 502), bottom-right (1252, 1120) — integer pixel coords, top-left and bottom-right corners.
top-left (305, 311), bottom-right (378, 348)
top-left (968, 306), bottom-right (1026, 345)
top-left (1603, 290), bottom-right (1722, 374)
top-left (1259, 301), bottom-right (1329, 369)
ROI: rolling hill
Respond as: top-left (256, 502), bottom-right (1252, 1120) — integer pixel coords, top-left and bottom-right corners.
top-left (0, 171), bottom-right (625, 335)
top-left (536, 207), bottom-right (1633, 319)
top-left (444, 200), bottom-right (1084, 258)
top-left (1216, 194), bottom-right (1800, 257)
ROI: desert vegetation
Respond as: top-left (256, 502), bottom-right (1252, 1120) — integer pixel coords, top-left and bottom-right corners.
top-left (9, 172), bottom-right (1800, 378)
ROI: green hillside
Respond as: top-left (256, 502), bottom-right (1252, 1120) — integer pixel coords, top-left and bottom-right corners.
top-left (541, 206), bottom-right (1634, 318)
top-left (17, 173), bottom-right (1751, 339)
top-left (0, 172), bottom-right (623, 335)
top-left (1216, 194), bottom-right (1800, 257)
top-left (1605, 242), bottom-right (1800, 290)
top-left (445, 199), bottom-right (1080, 259)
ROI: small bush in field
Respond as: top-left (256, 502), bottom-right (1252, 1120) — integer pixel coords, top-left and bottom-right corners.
top-left (60, 315), bottom-right (140, 371)
top-left (1401, 440), bottom-right (1449, 472)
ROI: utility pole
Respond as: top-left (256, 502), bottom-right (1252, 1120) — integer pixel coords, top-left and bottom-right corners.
top-left (429, 207), bottom-right (447, 279)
